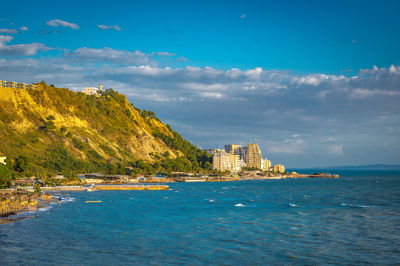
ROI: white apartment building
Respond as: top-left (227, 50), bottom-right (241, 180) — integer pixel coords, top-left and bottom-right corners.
top-left (212, 151), bottom-right (242, 173)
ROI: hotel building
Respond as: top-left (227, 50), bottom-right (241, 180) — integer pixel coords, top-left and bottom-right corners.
top-left (245, 143), bottom-right (262, 169)
top-left (272, 164), bottom-right (285, 173)
top-left (224, 144), bottom-right (241, 155)
top-left (261, 159), bottom-right (271, 171)
top-left (212, 151), bottom-right (242, 172)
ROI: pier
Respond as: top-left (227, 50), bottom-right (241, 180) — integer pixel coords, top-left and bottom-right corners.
top-left (94, 185), bottom-right (169, 190)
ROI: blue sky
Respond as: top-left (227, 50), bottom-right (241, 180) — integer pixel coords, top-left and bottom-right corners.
top-left (1, 0), bottom-right (400, 167)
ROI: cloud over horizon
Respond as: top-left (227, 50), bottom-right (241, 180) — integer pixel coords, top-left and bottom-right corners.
top-left (0, 41), bottom-right (399, 166)
top-left (0, 35), bottom-right (51, 56)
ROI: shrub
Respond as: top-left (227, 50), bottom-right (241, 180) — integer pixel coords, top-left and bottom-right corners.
top-left (46, 115), bottom-right (56, 120)
top-left (0, 164), bottom-right (12, 188)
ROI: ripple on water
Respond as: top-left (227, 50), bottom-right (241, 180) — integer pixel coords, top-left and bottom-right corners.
top-left (1, 173), bottom-right (400, 265)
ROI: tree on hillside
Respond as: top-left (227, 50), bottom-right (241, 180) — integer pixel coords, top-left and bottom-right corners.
top-left (14, 155), bottom-right (28, 173)
top-left (0, 164), bottom-right (12, 188)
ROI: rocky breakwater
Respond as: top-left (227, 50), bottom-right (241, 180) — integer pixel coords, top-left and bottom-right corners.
top-left (0, 190), bottom-right (41, 217)
top-left (309, 172), bottom-right (339, 178)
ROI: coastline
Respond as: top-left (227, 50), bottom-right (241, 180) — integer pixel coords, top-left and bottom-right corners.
top-left (1, 174), bottom-right (338, 218)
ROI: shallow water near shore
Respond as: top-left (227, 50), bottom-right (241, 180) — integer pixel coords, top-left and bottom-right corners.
top-left (1, 170), bottom-right (400, 265)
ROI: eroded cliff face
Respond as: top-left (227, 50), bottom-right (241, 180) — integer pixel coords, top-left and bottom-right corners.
top-left (0, 84), bottom-right (180, 170)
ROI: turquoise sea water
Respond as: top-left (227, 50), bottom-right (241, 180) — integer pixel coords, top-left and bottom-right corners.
top-left (1, 170), bottom-right (400, 265)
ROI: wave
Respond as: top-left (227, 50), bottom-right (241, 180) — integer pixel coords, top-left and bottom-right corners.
top-left (60, 197), bottom-right (75, 203)
top-left (341, 203), bottom-right (375, 208)
top-left (38, 206), bottom-right (53, 212)
top-left (235, 203), bottom-right (245, 207)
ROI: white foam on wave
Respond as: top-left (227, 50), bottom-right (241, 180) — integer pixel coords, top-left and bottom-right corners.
top-left (289, 203), bottom-right (297, 207)
top-left (206, 199), bottom-right (215, 202)
top-left (235, 203), bottom-right (245, 207)
top-left (38, 206), bottom-right (53, 212)
top-left (61, 197), bottom-right (75, 203)
top-left (341, 203), bottom-right (375, 208)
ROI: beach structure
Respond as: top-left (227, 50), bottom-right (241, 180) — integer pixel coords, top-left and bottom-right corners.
top-left (0, 190), bottom-right (39, 217)
top-left (54, 174), bottom-right (65, 180)
top-left (0, 80), bottom-right (37, 90)
top-left (79, 173), bottom-right (130, 184)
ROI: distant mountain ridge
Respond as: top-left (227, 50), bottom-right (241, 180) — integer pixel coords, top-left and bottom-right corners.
top-left (317, 164), bottom-right (400, 170)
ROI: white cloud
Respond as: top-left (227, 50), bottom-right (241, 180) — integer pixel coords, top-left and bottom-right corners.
top-left (291, 74), bottom-right (345, 86)
top-left (0, 35), bottom-right (51, 56)
top-left (68, 47), bottom-right (153, 65)
top-left (0, 28), bottom-right (18, 34)
top-left (46, 19), bottom-right (79, 30)
top-left (245, 67), bottom-right (263, 79)
top-left (19, 26), bottom-right (29, 31)
top-left (154, 52), bottom-right (176, 56)
top-left (198, 91), bottom-right (223, 99)
top-left (268, 145), bottom-right (305, 154)
top-left (389, 64), bottom-right (400, 74)
top-left (328, 145), bottom-right (344, 156)
top-left (350, 88), bottom-right (400, 98)
top-left (97, 25), bottom-right (122, 31)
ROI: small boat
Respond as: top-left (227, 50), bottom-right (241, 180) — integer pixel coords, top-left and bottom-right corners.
top-left (86, 201), bottom-right (102, 203)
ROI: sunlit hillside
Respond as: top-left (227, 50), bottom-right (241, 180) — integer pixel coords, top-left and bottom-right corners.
top-left (0, 82), bottom-right (211, 178)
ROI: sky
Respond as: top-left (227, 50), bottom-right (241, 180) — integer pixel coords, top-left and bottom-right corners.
top-left (1, 0), bottom-right (400, 167)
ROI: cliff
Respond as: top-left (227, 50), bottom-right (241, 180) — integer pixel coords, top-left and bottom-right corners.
top-left (0, 83), bottom-right (211, 177)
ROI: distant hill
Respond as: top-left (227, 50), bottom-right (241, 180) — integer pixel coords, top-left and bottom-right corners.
top-left (0, 82), bottom-right (212, 178)
top-left (319, 164), bottom-right (400, 170)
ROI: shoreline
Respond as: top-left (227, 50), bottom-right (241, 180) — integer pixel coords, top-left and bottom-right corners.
top-left (38, 174), bottom-right (339, 191)
top-left (1, 175), bottom-right (338, 221)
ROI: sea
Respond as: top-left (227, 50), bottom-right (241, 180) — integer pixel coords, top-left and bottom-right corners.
top-left (1, 170), bottom-right (400, 265)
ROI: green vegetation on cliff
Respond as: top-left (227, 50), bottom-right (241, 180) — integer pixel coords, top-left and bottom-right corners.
top-left (0, 82), bottom-right (211, 180)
